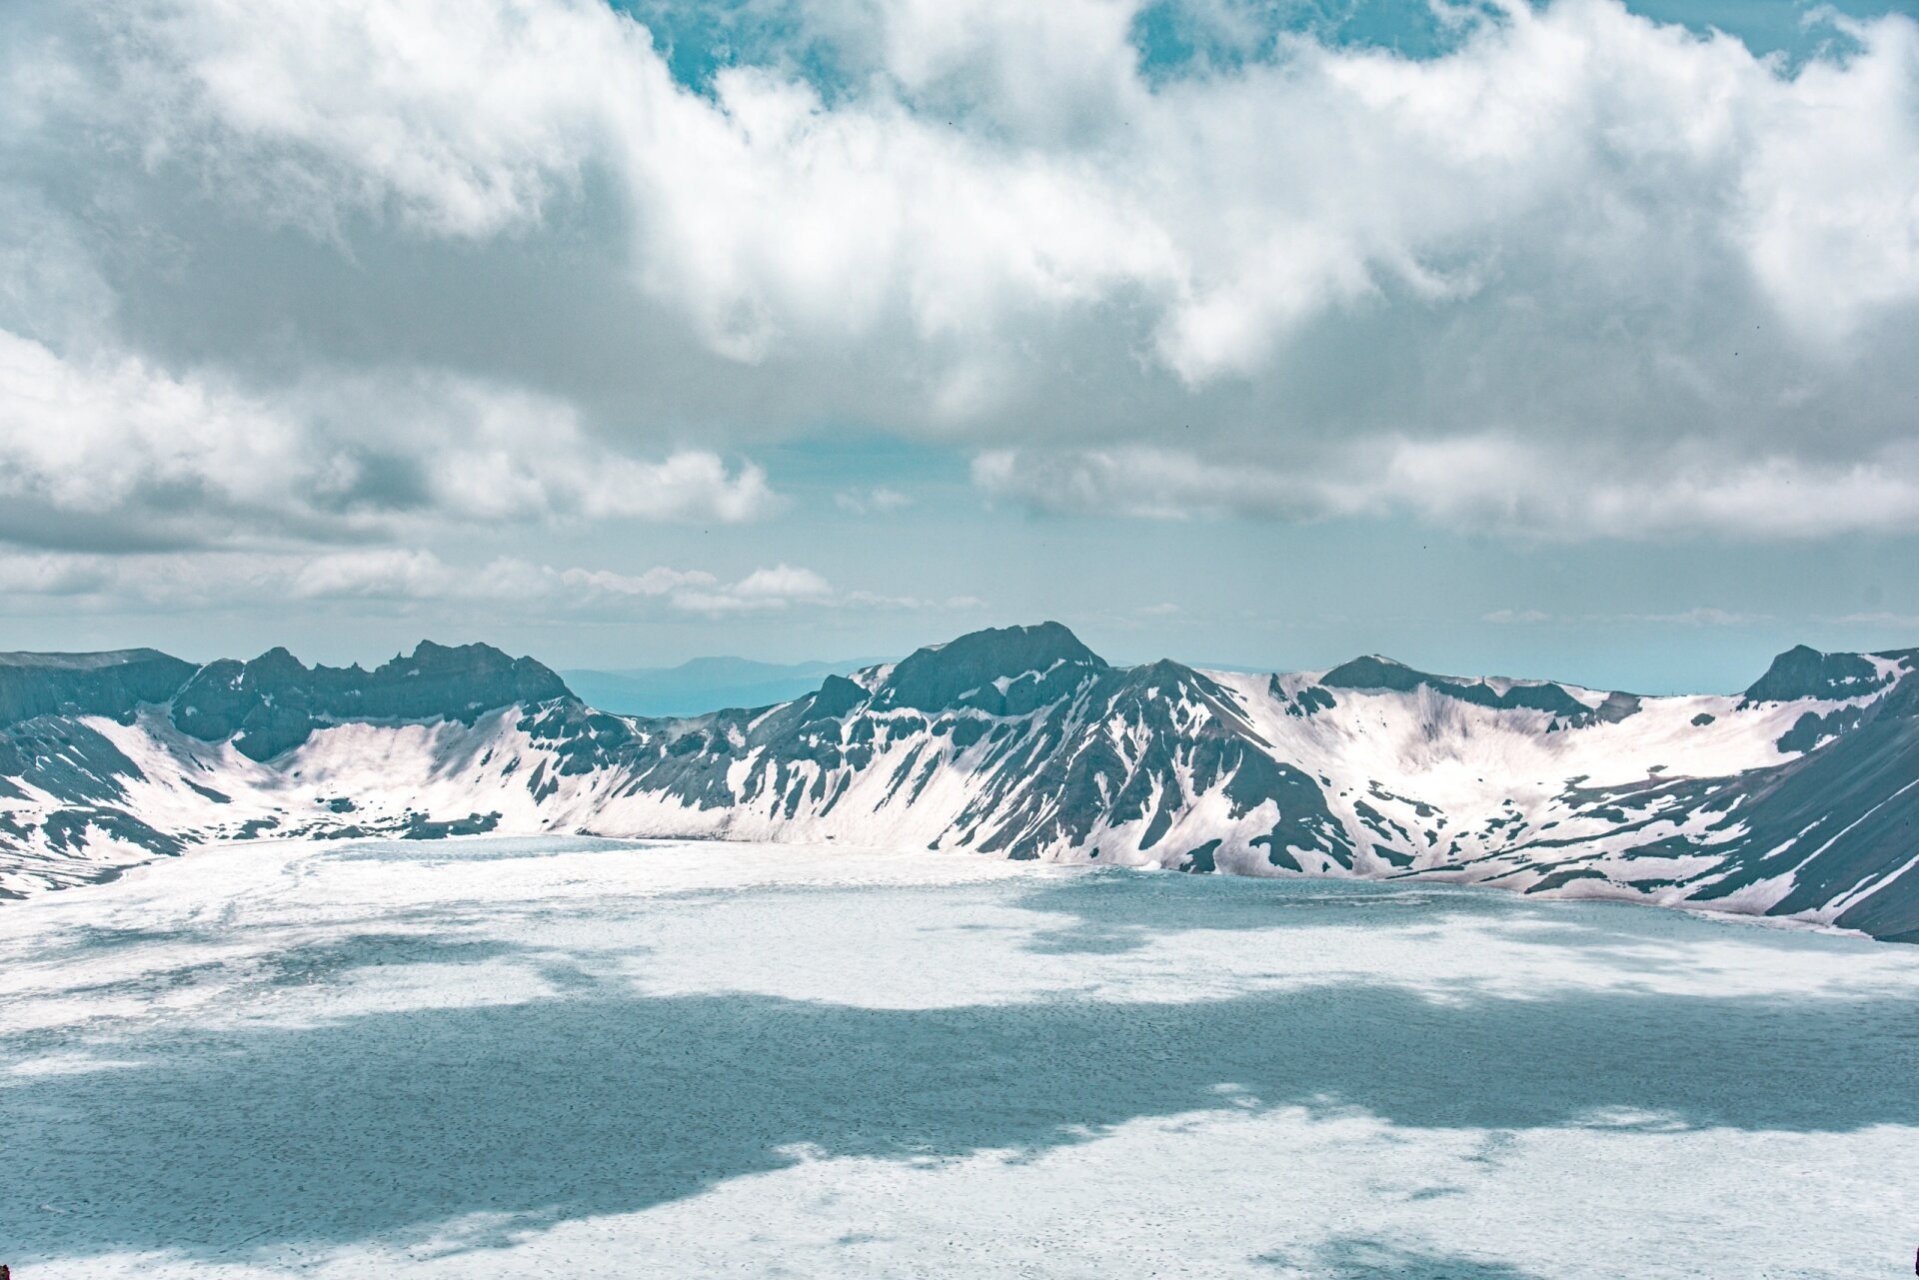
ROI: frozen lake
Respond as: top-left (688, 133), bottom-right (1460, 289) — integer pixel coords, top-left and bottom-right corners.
top-left (4, 836), bottom-right (1916, 1278)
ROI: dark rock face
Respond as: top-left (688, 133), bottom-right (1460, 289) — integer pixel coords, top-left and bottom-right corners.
top-left (1776, 707), bottom-right (1865, 754)
top-left (945, 659), bottom-right (1350, 866)
top-left (550, 647), bottom-right (1358, 869)
top-left (1319, 655), bottom-right (1428, 693)
top-left (0, 639), bottom-right (574, 810)
top-left (0, 641), bottom-right (569, 766)
top-left (0, 639), bottom-right (580, 889)
top-left (0, 720), bottom-right (148, 800)
top-left (170, 642), bottom-right (571, 761)
top-left (1592, 692), bottom-right (1643, 724)
top-left (0, 650), bottom-right (198, 729)
top-left (1675, 668), bottom-right (1919, 940)
top-left (1283, 684), bottom-right (1337, 718)
top-left (1320, 655), bottom-right (1589, 719)
top-left (1742, 644), bottom-right (1887, 704)
top-left (803, 675), bottom-right (869, 722)
top-left (873, 622), bottom-right (1106, 713)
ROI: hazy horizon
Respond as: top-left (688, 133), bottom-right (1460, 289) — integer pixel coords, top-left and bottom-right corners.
top-left (9, 617), bottom-right (1902, 699)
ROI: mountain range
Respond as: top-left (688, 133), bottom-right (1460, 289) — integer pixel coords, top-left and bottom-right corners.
top-left (2, 623), bottom-right (1915, 941)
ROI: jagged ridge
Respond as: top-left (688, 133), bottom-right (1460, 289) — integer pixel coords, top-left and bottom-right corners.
top-left (1, 624), bottom-right (1915, 943)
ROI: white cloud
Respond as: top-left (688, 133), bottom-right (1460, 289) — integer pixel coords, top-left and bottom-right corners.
top-left (731, 564), bottom-right (834, 600)
top-left (0, 551), bottom-right (120, 597)
top-left (972, 447), bottom-right (1318, 520)
top-left (88, 0), bottom-right (1919, 360)
top-left (557, 565), bottom-right (718, 598)
top-left (398, 378), bottom-right (777, 525)
top-left (289, 549), bottom-right (456, 599)
top-left (834, 486), bottom-right (914, 514)
top-left (1483, 606), bottom-right (1767, 626)
top-left (285, 552), bottom-right (728, 607)
top-left (978, 437), bottom-right (1919, 541)
top-left (1824, 611), bottom-right (1919, 632)
top-left (667, 563), bottom-right (960, 615)
top-left (0, 548), bottom-right (980, 622)
top-left (4, 0), bottom-right (1918, 543)
top-left (0, 328), bottom-right (348, 549)
top-left (124, 0), bottom-right (630, 239)
top-left (843, 590), bottom-right (987, 611)
top-left (1738, 11), bottom-right (1919, 344)
top-left (0, 329), bottom-right (777, 549)
top-left (1630, 608), bottom-right (1770, 626)
top-left (1366, 437), bottom-right (1919, 540)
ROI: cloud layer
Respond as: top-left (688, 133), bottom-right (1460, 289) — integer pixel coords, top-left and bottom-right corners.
top-left (0, 547), bottom-right (979, 621)
top-left (0, 330), bottom-right (774, 550)
top-left (4, 0), bottom-right (1919, 642)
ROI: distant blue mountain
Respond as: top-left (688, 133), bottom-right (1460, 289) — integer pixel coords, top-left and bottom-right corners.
top-left (560, 656), bottom-right (887, 717)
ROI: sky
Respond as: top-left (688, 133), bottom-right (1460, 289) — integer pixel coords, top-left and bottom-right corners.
top-left (1, 0), bottom-right (1917, 692)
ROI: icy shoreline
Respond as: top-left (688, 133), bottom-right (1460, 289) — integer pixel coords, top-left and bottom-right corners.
top-left (7, 835), bottom-right (1916, 1279)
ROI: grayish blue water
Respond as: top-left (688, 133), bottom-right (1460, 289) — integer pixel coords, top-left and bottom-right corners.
top-left (3, 837), bottom-right (1914, 1278)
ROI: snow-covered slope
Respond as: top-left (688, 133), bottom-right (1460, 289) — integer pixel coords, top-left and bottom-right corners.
top-left (3, 625), bottom-right (1916, 941)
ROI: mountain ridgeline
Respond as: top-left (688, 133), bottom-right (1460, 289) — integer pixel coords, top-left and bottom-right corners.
top-left (2, 625), bottom-right (1916, 941)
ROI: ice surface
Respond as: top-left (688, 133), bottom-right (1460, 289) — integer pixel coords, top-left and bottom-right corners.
top-left (3, 836), bottom-right (1915, 1278)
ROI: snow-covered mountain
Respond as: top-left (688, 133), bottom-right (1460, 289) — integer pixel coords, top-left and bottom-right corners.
top-left (3, 624), bottom-right (1916, 941)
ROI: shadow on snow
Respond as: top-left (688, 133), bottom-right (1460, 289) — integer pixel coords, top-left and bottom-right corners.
top-left (7, 963), bottom-right (1919, 1262)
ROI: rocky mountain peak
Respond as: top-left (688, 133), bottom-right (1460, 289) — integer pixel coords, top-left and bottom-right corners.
top-left (1319, 655), bottom-right (1423, 692)
top-left (170, 641), bottom-right (572, 761)
top-left (0, 648), bottom-right (199, 728)
top-left (875, 622), bottom-right (1106, 712)
top-left (7, 622), bottom-right (1919, 941)
top-left (1319, 654), bottom-right (1590, 718)
top-left (1743, 644), bottom-right (1890, 704)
